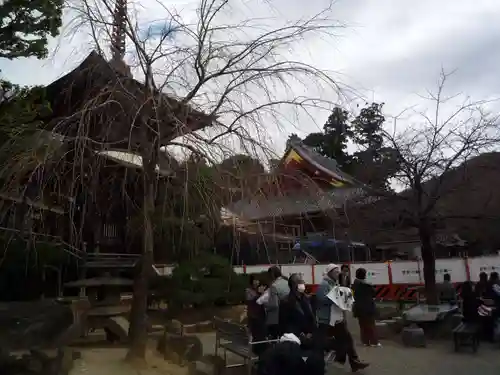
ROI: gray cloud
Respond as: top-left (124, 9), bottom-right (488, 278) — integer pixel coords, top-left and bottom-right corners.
top-left (1, 0), bottom-right (499, 150)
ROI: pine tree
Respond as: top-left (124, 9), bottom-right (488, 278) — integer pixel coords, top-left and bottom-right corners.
top-left (303, 106), bottom-right (353, 170)
top-left (351, 103), bottom-right (399, 190)
top-left (0, 0), bottom-right (63, 59)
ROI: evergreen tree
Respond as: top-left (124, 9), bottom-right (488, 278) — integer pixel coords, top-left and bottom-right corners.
top-left (0, 0), bottom-right (63, 183)
top-left (351, 103), bottom-right (399, 190)
top-left (303, 106), bottom-right (353, 170)
top-left (291, 103), bottom-right (400, 190)
top-left (351, 102), bottom-right (384, 153)
top-left (0, 0), bottom-right (63, 59)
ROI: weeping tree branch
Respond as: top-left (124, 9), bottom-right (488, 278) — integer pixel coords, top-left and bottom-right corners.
top-left (0, 0), bottom-right (351, 360)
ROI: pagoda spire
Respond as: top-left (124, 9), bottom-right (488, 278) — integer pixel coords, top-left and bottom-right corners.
top-left (110, 0), bottom-right (131, 76)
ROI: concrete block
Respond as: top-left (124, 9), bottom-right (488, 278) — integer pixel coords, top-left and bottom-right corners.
top-left (402, 325), bottom-right (426, 348)
top-left (375, 321), bottom-right (392, 339)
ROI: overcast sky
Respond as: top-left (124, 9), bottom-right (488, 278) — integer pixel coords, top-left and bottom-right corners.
top-left (1, 0), bottom-right (499, 156)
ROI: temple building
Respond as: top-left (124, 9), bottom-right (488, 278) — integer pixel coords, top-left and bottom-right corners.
top-left (0, 0), bottom-right (214, 271)
top-left (222, 135), bottom-right (371, 264)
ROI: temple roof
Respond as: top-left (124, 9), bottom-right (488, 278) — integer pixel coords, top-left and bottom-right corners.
top-left (41, 51), bottom-right (215, 151)
top-left (282, 135), bottom-right (355, 187)
top-left (227, 188), bottom-right (364, 220)
top-left (225, 137), bottom-right (364, 220)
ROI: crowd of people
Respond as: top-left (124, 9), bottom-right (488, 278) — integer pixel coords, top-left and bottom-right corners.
top-left (245, 264), bottom-right (500, 375)
top-left (455, 271), bottom-right (500, 342)
top-left (245, 264), bottom-right (372, 375)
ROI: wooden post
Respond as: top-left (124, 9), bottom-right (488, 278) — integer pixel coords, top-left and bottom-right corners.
top-left (79, 242), bottom-right (87, 297)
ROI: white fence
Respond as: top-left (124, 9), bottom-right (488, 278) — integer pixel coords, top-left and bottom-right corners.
top-left (154, 254), bottom-right (500, 285)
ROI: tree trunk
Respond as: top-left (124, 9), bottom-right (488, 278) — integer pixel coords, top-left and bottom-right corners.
top-left (127, 251), bottom-right (154, 360)
top-left (126, 124), bottom-right (158, 361)
top-left (418, 220), bottom-right (438, 304)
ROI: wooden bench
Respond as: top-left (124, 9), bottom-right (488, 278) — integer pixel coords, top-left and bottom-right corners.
top-left (213, 317), bottom-right (277, 375)
top-left (453, 322), bottom-right (479, 353)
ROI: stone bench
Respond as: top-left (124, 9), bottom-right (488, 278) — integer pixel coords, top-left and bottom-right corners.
top-left (453, 322), bottom-right (479, 353)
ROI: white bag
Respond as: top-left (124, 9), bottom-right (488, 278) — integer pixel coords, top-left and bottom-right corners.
top-left (256, 290), bottom-right (270, 305)
top-left (329, 303), bottom-right (344, 325)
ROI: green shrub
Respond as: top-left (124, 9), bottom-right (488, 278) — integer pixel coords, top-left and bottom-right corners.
top-left (152, 253), bottom-right (248, 308)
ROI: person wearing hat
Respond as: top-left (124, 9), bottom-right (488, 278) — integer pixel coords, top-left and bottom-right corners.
top-left (316, 264), bottom-right (368, 372)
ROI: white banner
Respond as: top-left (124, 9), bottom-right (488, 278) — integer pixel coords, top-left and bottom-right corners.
top-left (327, 286), bottom-right (354, 312)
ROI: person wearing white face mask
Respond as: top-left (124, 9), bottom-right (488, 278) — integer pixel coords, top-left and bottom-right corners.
top-left (280, 273), bottom-right (317, 344)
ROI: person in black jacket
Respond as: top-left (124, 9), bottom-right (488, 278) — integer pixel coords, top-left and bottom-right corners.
top-left (352, 268), bottom-right (380, 347)
top-left (460, 281), bottom-right (480, 324)
top-left (257, 340), bottom-right (307, 375)
top-left (474, 272), bottom-right (489, 298)
top-left (262, 273), bottom-right (324, 375)
top-left (257, 338), bottom-right (325, 375)
top-left (280, 273), bottom-right (316, 342)
top-left (483, 272), bottom-right (500, 342)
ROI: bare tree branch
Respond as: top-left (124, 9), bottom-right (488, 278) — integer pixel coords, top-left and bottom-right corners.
top-left (0, 0), bottom-right (350, 360)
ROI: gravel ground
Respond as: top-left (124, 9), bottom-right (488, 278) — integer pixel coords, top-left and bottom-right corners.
top-left (197, 316), bottom-right (500, 375)
top-left (70, 315), bottom-right (500, 375)
top-left (338, 340), bottom-right (500, 375)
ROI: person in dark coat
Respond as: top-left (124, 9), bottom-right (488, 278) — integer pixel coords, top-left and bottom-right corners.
top-left (483, 272), bottom-right (500, 342)
top-left (257, 338), bottom-right (325, 375)
top-left (352, 267), bottom-right (380, 347)
top-left (260, 273), bottom-right (324, 375)
top-left (280, 273), bottom-right (316, 342)
top-left (257, 340), bottom-right (307, 375)
top-left (245, 274), bottom-right (267, 355)
top-left (460, 281), bottom-right (480, 324)
top-left (474, 272), bottom-right (489, 298)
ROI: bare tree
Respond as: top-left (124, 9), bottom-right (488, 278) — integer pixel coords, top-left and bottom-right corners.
top-left (54, 0), bottom-right (347, 360)
top-left (378, 70), bottom-right (500, 303)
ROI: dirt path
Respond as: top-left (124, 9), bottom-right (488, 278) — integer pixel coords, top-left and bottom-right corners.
top-left (71, 314), bottom-right (500, 375)
top-left (197, 317), bottom-right (500, 375)
top-left (71, 347), bottom-right (188, 375)
top-left (339, 340), bottom-right (499, 375)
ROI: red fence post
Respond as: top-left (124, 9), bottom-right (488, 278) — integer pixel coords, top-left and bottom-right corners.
top-left (464, 257), bottom-right (471, 281)
top-left (387, 261), bottom-right (393, 285)
top-left (387, 261), bottom-right (394, 300)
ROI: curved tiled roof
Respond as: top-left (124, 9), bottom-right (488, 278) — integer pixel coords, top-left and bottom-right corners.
top-left (225, 136), bottom-right (365, 220)
top-left (226, 187), bottom-right (364, 220)
top-left (285, 136), bottom-right (355, 185)
top-left (41, 51), bottom-right (215, 150)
